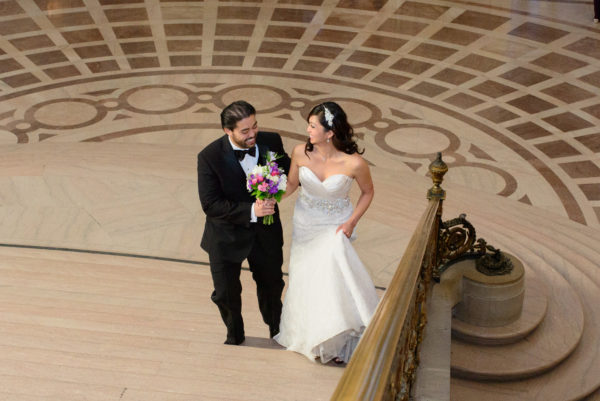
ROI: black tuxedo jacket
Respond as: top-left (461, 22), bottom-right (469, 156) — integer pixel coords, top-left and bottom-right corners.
top-left (197, 132), bottom-right (291, 263)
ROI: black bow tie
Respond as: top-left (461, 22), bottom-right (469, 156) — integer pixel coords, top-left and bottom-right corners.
top-left (234, 146), bottom-right (256, 161)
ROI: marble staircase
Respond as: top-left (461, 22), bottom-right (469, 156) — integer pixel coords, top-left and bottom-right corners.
top-left (374, 165), bottom-right (600, 401)
top-left (0, 141), bottom-right (599, 400)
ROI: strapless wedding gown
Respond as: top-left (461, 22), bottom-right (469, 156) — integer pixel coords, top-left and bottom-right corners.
top-left (274, 166), bottom-right (380, 363)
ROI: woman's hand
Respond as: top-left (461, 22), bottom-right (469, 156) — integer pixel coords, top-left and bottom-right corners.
top-left (336, 220), bottom-right (356, 238)
top-left (334, 154), bottom-right (374, 238)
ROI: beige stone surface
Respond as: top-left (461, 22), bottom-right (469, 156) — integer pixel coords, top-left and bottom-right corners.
top-left (0, 246), bottom-right (344, 401)
top-left (0, 0), bottom-right (600, 399)
top-left (452, 275), bottom-right (548, 345)
top-left (454, 256), bottom-right (525, 327)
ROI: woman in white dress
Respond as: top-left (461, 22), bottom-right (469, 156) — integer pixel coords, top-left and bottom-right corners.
top-left (274, 102), bottom-right (380, 364)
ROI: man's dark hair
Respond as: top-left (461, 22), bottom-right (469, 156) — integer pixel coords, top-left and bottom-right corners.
top-left (220, 100), bottom-right (256, 130)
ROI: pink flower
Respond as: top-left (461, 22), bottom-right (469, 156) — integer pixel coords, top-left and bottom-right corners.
top-left (245, 152), bottom-right (287, 225)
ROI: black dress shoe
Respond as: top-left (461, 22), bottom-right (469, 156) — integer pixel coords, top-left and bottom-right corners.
top-left (224, 336), bottom-right (245, 345)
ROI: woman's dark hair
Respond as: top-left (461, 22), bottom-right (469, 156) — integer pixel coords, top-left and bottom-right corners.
top-left (221, 100), bottom-right (256, 130)
top-left (305, 101), bottom-right (363, 155)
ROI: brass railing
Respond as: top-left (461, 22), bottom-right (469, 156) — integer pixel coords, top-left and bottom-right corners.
top-left (330, 153), bottom-right (448, 401)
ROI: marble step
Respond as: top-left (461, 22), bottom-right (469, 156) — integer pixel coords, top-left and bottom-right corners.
top-left (451, 273), bottom-right (548, 345)
top-left (448, 212), bottom-right (600, 400)
top-left (369, 167), bottom-right (600, 400)
top-left (370, 166), bottom-right (600, 401)
top-left (363, 171), bottom-right (600, 401)
top-left (450, 257), bottom-right (584, 381)
top-left (0, 247), bottom-right (345, 401)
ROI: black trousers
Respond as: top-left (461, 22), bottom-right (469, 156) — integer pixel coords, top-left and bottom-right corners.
top-left (209, 238), bottom-right (284, 343)
top-left (596, 0), bottom-right (600, 19)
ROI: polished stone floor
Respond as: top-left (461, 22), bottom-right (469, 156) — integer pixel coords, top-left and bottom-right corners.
top-left (1, 0), bottom-right (599, 400)
top-left (1, 0), bottom-right (599, 229)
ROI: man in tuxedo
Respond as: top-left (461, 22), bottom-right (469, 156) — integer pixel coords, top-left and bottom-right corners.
top-left (197, 100), bottom-right (290, 345)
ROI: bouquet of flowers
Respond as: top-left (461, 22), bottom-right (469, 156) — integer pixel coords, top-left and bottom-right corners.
top-left (246, 152), bottom-right (287, 225)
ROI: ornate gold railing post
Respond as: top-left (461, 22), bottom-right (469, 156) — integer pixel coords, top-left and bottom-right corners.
top-left (426, 152), bottom-right (448, 282)
top-left (427, 152), bottom-right (448, 201)
top-left (427, 153), bottom-right (448, 281)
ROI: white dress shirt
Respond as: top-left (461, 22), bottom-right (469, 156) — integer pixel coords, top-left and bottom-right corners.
top-left (228, 137), bottom-right (259, 222)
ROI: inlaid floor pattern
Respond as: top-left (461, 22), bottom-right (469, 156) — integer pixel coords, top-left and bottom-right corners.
top-left (0, 0), bottom-right (599, 400)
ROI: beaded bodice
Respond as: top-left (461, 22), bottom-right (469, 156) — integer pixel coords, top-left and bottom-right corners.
top-left (296, 166), bottom-right (353, 216)
top-left (292, 166), bottom-right (354, 243)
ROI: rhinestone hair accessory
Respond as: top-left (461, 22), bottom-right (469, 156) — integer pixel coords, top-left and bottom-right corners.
top-left (322, 105), bottom-right (334, 128)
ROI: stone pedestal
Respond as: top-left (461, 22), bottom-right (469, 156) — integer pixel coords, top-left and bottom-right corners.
top-left (453, 253), bottom-right (524, 327)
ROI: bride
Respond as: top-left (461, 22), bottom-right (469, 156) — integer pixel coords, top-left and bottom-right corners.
top-left (274, 102), bottom-right (380, 364)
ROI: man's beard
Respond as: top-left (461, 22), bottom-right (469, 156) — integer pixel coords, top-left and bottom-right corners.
top-left (234, 137), bottom-right (255, 149)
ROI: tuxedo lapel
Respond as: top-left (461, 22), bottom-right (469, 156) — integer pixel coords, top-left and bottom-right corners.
top-left (257, 133), bottom-right (272, 165)
top-left (220, 135), bottom-right (246, 181)
top-left (257, 143), bottom-right (266, 166)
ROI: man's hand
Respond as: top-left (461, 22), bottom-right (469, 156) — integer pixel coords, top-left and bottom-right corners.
top-left (255, 199), bottom-right (276, 217)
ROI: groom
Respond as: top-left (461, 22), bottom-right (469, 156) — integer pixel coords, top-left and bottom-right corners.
top-left (197, 100), bottom-right (290, 345)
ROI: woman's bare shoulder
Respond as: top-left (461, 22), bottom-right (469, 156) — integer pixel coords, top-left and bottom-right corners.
top-left (292, 144), bottom-right (309, 162)
top-left (292, 143), bottom-right (305, 154)
top-left (346, 152), bottom-right (368, 173)
top-left (340, 151), bottom-right (364, 165)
